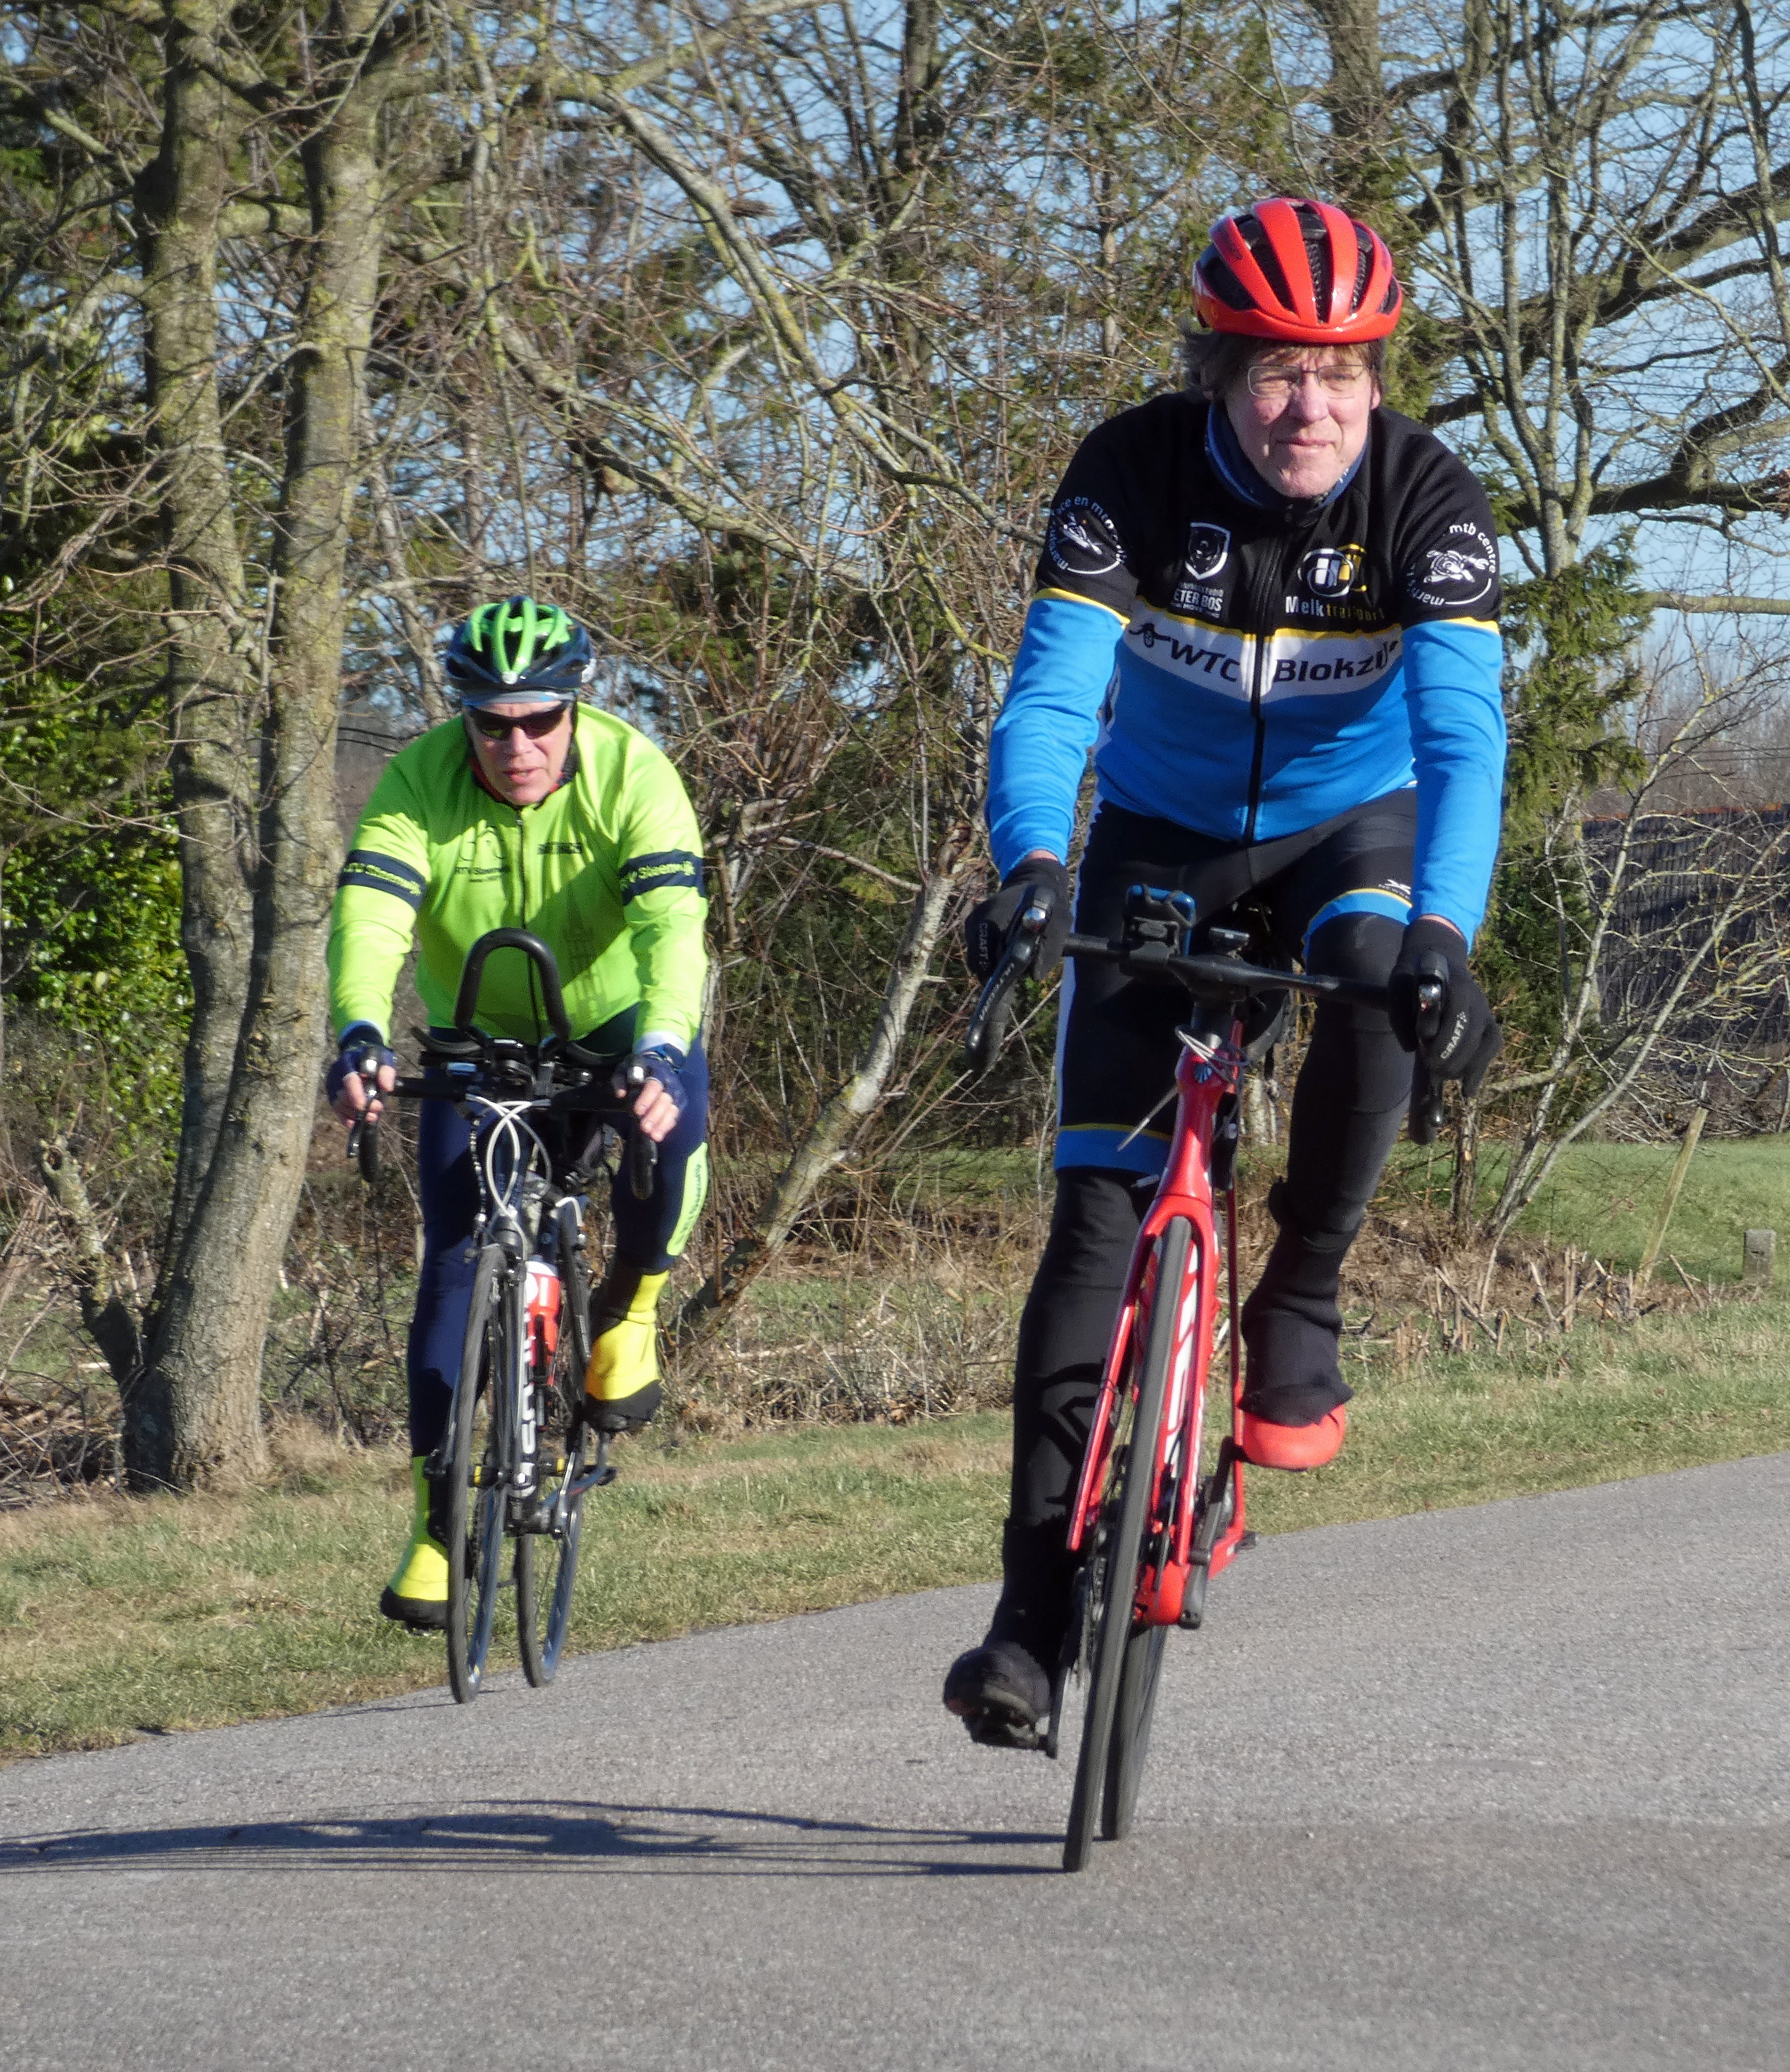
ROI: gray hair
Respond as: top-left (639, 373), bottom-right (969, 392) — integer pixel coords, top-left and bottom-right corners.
top-left (1179, 323), bottom-right (1386, 398)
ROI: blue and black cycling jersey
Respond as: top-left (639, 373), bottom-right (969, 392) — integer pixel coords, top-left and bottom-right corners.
top-left (988, 393), bottom-right (1506, 941)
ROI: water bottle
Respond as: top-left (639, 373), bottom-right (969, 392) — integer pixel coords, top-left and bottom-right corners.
top-left (525, 1257), bottom-right (562, 1373)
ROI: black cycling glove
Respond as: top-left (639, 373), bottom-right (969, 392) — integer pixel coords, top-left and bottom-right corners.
top-left (963, 856), bottom-right (1073, 982)
top-left (1387, 917), bottom-right (1502, 1097)
top-left (325, 1023), bottom-right (396, 1107)
top-left (613, 1043), bottom-right (688, 1121)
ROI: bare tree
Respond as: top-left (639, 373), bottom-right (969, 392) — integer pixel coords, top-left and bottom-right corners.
top-left (3, 1), bottom-right (431, 1484)
top-left (1486, 650), bottom-right (1790, 1237)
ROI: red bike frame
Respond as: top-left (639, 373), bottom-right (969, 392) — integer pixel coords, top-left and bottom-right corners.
top-left (1065, 1017), bottom-right (1251, 1628)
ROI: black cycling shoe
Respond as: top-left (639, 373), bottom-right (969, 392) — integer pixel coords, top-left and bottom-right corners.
top-left (581, 1378), bottom-right (662, 1435)
top-left (1239, 1183), bottom-right (1357, 1426)
top-left (378, 1584), bottom-right (448, 1634)
top-left (944, 1519), bottom-right (1075, 1748)
top-left (943, 1637), bottom-right (1053, 1749)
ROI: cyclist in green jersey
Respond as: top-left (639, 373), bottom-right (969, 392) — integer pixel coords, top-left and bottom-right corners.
top-left (325, 598), bottom-right (709, 1629)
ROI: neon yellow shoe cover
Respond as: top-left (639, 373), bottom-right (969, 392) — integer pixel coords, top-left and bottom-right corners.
top-left (584, 1268), bottom-right (668, 1415)
top-left (381, 1455), bottom-right (448, 1625)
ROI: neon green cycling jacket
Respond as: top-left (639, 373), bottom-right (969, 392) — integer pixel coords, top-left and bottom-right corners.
top-left (327, 706), bottom-right (706, 1050)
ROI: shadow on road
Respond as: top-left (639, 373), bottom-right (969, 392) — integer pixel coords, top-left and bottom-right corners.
top-left (0, 1801), bottom-right (1060, 1879)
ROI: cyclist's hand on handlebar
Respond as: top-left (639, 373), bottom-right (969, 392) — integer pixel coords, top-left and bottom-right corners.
top-left (326, 1023), bottom-right (397, 1125)
top-left (963, 853), bottom-right (1073, 982)
top-left (1388, 917), bottom-right (1503, 1098)
top-left (613, 1045), bottom-right (687, 1145)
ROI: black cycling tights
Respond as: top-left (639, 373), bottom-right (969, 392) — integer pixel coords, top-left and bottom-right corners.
top-left (1008, 794), bottom-right (1416, 1535)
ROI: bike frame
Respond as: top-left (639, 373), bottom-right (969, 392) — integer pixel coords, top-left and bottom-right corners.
top-left (445, 1099), bottom-right (616, 1530)
top-left (1065, 1007), bottom-right (1251, 1630)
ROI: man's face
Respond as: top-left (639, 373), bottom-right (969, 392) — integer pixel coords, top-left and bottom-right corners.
top-left (1224, 346), bottom-right (1381, 500)
top-left (463, 698), bottom-right (574, 807)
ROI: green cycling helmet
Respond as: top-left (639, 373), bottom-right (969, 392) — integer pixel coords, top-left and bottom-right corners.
top-left (444, 597), bottom-right (594, 702)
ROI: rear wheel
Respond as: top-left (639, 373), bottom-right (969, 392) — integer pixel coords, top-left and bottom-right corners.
top-left (517, 1203), bottom-right (595, 1686)
top-left (447, 1245), bottom-right (512, 1704)
top-left (1063, 1217), bottom-right (1191, 1872)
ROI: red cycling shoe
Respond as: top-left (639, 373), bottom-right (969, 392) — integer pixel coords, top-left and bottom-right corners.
top-left (1237, 1403), bottom-right (1347, 1471)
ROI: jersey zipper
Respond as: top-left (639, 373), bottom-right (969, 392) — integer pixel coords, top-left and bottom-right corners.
top-left (1241, 533), bottom-right (1293, 844)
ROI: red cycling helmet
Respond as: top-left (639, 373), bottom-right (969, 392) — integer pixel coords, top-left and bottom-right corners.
top-left (1194, 198), bottom-right (1402, 343)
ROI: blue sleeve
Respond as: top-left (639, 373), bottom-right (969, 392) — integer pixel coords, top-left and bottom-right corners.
top-left (1402, 619), bottom-right (1506, 943)
top-left (988, 593), bottom-right (1125, 875)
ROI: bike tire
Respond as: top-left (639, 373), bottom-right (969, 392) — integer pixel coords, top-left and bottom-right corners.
top-left (517, 1204), bottom-right (595, 1687)
top-left (1063, 1216), bottom-right (1191, 1873)
top-left (446, 1244), bottom-right (511, 1704)
top-left (1104, 1624), bottom-right (1169, 1840)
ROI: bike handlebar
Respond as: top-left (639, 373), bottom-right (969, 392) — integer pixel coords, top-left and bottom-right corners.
top-left (351, 928), bottom-right (660, 1193)
top-left (963, 924), bottom-right (1446, 1143)
top-left (450, 927), bottom-right (611, 1072)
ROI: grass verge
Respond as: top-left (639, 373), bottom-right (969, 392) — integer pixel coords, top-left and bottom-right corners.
top-left (1378, 1135), bottom-right (1790, 1286)
top-left (5, 1291), bottom-right (1789, 1764)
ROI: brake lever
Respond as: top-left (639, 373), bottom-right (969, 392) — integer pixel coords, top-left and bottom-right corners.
top-left (1414, 951), bottom-right (1449, 1045)
top-left (962, 900), bottom-right (1050, 1078)
top-left (348, 1109), bottom-right (381, 1184)
top-left (619, 1059), bottom-right (660, 1202)
top-left (1407, 958), bottom-right (1449, 1145)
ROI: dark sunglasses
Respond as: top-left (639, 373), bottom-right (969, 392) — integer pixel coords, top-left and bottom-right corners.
top-left (466, 705), bottom-right (568, 742)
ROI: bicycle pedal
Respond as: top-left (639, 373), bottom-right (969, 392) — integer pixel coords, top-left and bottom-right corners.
top-left (965, 1710), bottom-right (1045, 1752)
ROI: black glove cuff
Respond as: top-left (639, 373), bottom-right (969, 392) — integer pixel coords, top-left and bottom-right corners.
top-left (1000, 854), bottom-right (1071, 902)
top-left (1400, 915), bottom-right (1466, 964)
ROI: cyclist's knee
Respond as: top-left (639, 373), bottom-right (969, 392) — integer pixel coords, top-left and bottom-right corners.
top-left (1040, 1166), bottom-right (1151, 1282)
top-left (1304, 910), bottom-right (1402, 986)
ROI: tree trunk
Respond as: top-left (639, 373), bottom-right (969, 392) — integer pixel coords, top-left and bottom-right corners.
top-left (129, 0), bottom-right (257, 1482)
top-left (1308, 0), bottom-right (1393, 213)
top-left (134, 10), bottom-right (398, 1488)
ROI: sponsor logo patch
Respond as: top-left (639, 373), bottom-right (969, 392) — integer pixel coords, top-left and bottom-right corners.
top-left (1405, 523), bottom-right (1496, 609)
top-left (1260, 625), bottom-right (1404, 697)
top-left (1299, 542), bottom-right (1365, 599)
top-left (1182, 522), bottom-right (1230, 580)
top-left (1044, 498), bottom-right (1123, 578)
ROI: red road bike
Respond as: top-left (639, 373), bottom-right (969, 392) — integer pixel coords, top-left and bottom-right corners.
top-left (966, 886), bottom-right (1441, 1871)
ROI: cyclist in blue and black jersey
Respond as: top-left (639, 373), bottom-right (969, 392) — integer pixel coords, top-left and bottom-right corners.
top-left (945, 199), bottom-right (1506, 1745)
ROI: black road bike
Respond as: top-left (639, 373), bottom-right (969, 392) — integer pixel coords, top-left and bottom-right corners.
top-left (353, 928), bottom-right (657, 1703)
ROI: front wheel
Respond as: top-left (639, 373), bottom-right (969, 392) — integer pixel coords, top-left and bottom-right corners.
top-left (517, 1204), bottom-right (595, 1687)
top-left (447, 1245), bottom-right (513, 1704)
top-left (1104, 1624), bottom-right (1169, 1840)
top-left (1063, 1216), bottom-right (1191, 1872)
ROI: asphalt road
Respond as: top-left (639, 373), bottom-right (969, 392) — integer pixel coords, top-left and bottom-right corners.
top-left (3, 1453), bottom-right (1788, 2071)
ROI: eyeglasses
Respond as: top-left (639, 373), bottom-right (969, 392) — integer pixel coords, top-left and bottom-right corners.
top-left (1245, 362), bottom-right (1371, 402)
top-left (466, 706), bottom-right (569, 742)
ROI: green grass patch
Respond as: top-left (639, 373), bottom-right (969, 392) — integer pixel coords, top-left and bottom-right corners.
top-left (1378, 1135), bottom-right (1790, 1284)
top-left (7, 1294), bottom-right (1790, 1763)
top-left (0, 1420), bottom-right (1009, 1765)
